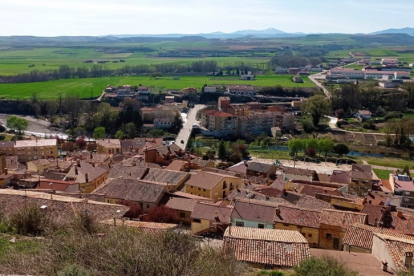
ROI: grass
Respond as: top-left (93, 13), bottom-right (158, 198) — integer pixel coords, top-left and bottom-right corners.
top-left (0, 75), bottom-right (315, 99)
top-left (373, 169), bottom-right (393, 180)
top-left (249, 149), bottom-right (291, 160)
top-left (362, 157), bottom-right (413, 169)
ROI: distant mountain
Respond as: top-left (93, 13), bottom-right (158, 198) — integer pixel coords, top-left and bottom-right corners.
top-left (107, 28), bottom-right (305, 39)
top-left (371, 27), bottom-right (414, 36)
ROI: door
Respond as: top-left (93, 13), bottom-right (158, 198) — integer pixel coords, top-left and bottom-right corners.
top-left (333, 237), bottom-right (340, 250)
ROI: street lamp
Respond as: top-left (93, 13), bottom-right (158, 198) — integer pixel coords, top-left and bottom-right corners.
top-left (49, 182), bottom-right (53, 200)
top-left (114, 209), bottom-right (121, 226)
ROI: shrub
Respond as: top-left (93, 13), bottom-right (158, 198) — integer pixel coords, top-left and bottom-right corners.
top-left (145, 205), bottom-right (178, 223)
top-left (0, 125), bottom-right (6, 132)
top-left (9, 204), bottom-right (51, 236)
top-left (294, 255), bottom-right (359, 276)
top-left (58, 265), bottom-right (94, 276)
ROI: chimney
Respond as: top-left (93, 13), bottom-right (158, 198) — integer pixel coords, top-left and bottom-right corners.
top-left (404, 252), bottom-right (413, 269)
top-left (75, 166), bottom-right (78, 175)
top-left (77, 160), bottom-right (81, 167)
top-left (214, 211), bottom-right (220, 222)
top-left (276, 207), bottom-right (281, 216)
top-left (85, 173), bottom-right (89, 183)
top-left (397, 211), bottom-right (404, 218)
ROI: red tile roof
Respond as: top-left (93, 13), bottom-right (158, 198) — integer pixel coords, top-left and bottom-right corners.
top-left (186, 171), bottom-right (238, 190)
top-left (375, 233), bottom-right (414, 270)
top-left (361, 204), bottom-right (385, 225)
top-left (191, 201), bottom-right (233, 222)
top-left (224, 226), bottom-right (310, 267)
top-left (320, 209), bottom-right (367, 229)
top-left (165, 197), bottom-right (197, 212)
top-left (343, 223), bottom-right (414, 251)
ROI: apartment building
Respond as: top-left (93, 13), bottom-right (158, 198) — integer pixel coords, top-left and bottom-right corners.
top-left (96, 139), bottom-right (121, 155)
top-left (200, 97), bottom-right (295, 138)
top-left (14, 139), bottom-right (58, 162)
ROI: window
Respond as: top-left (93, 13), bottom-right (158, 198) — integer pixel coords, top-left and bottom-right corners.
top-left (193, 219), bottom-right (201, 223)
top-left (283, 223), bottom-right (289, 227)
top-left (146, 205), bottom-right (149, 209)
top-left (198, 188), bottom-right (201, 191)
top-left (258, 224), bottom-right (264, 229)
top-left (236, 221), bottom-right (244, 227)
top-left (203, 189), bottom-right (206, 192)
top-left (223, 181), bottom-right (227, 189)
top-left (308, 234), bottom-right (313, 238)
top-left (179, 212), bottom-right (186, 218)
top-left (326, 233), bottom-right (332, 240)
top-left (404, 191), bottom-right (411, 196)
top-left (190, 186), bottom-right (193, 188)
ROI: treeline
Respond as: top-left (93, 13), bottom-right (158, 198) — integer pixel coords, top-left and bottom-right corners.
top-left (269, 45), bottom-right (330, 68)
top-left (0, 60), bottom-right (262, 84)
top-left (332, 83), bottom-right (414, 115)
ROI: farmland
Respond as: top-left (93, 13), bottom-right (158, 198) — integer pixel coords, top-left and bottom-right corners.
top-left (0, 75), bottom-right (315, 99)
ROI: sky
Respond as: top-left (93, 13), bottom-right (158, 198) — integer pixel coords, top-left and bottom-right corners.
top-left (0, 0), bottom-right (413, 36)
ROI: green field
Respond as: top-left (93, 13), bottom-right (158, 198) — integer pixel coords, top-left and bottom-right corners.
top-left (0, 47), bottom-right (271, 75)
top-left (373, 169), bottom-right (393, 180)
top-left (0, 75), bottom-right (315, 99)
top-left (328, 47), bottom-right (414, 63)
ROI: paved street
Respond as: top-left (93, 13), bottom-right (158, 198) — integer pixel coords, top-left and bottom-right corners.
top-left (309, 72), bottom-right (331, 98)
top-left (175, 104), bottom-right (206, 150)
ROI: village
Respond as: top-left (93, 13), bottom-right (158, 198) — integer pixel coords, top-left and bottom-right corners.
top-left (0, 123), bottom-right (413, 275)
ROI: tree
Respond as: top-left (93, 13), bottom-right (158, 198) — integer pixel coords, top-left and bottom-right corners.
top-left (93, 102), bottom-right (118, 130)
top-left (115, 130), bottom-right (124, 139)
top-left (403, 165), bottom-right (411, 176)
top-left (288, 138), bottom-right (304, 167)
top-left (46, 100), bottom-right (58, 123)
top-left (218, 140), bottom-right (226, 161)
top-left (333, 143), bottom-right (349, 158)
top-left (301, 95), bottom-right (331, 127)
top-left (123, 122), bottom-right (136, 138)
top-left (61, 142), bottom-right (77, 152)
top-left (6, 116), bottom-right (28, 135)
top-left (294, 255), bottom-right (359, 276)
top-left (145, 205), bottom-right (177, 223)
top-left (318, 138), bottom-right (334, 162)
top-left (93, 127), bottom-right (106, 139)
top-left (76, 137), bottom-right (87, 150)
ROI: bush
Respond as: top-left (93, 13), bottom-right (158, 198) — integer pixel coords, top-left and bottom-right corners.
top-left (362, 120), bottom-right (376, 130)
top-left (294, 256), bottom-right (359, 276)
top-left (58, 265), bottom-right (94, 276)
top-left (0, 125), bottom-right (6, 132)
top-left (0, 227), bottom-right (246, 276)
top-left (9, 204), bottom-right (51, 236)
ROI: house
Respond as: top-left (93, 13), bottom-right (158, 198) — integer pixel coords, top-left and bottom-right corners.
top-left (0, 189), bottom-right (128, 224)
top-left (319, 209), bottom-right (367, 250)
top-left (96, 139), bottom-right (121, 155)
top-left (282, 167), bottom-right (316, 181)
top-left (292, 75), bottom-right (303, 83)
top-left (223, 226), bottom-right (311, 268)
top-left (203, 86), bottom-right (217, 93)
top-left (182, 87), bottom-right (197, 94)
top-left (381, 58), bottom-right (398, 66)
top-left (391, 174), bottom-right (414, 209)
top-left (246, 162), bottom-right (277, 178)
top-left (143, 168), bottom-right (190, 192)
top-left (165, 95), bottom-right (175, 103)
top-left (137, 86), bottom-right (151, 101)
top-left (185, 170), bottom-right (242, 200)
top-left (274, 67), bottom-right (287, 74)
top-left (226, 85), bottom-right (256, 96)
top-left (273, 205), bottom-right (321, 247)
top-left (190, 201), bottom-right (233, 235)
top-left (379, 80), bottom-right (400, 88)
top-left (230, 200), bottom-right (278, 229)
top-left (92, 179), bottom-right (166, 212)
top-left (64, 161), bottom-right (108, 193)
top-left (106, 165), bottom-right (148, 180)
top-left (288, 68), bottom-right (300, 74)
top-left (154, 118), bottom-right (173, 129)
top-left (342, 223), bottom-right (414, 253)
top-left (26, 159), bottom-right (51, 173)
top-left (372, 233), bottom-right (414, 273)
top-left (239, 74), bottom-right (255, 81)
top-left (144, 144), bottom-right (186, 166)
top-left (354, 110), bottom-right (372, 121)
top-left (226, 162), bottom-right (249, 177)
top-left (164, 192), bottom-right (212, 225)
top-left (349, 164), bottom-right (374, 196)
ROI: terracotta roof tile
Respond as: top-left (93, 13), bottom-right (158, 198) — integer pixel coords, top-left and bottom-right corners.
top-left (343, 223), bottom-right (414, 251)
top-left (191, 201), bottom-right (233, 222)
top-left (143, 168), bottom-right (189, 185)
top-left (375, 233), bottom-right (414, 270)
top-left (320, 209), bottom-right (367, 229)
top-left (361, 204), bottom-right (385, 225)
top-left (186, 171), bottom-right (238, 190)
top-left (165, 197), bottom-right (197, 212)
top-left (92, 179), bottom-right (165, 203)
top-left (223, 226), bottom-right (310, 267)
top-left (106, 165), bottom-right (148, 180)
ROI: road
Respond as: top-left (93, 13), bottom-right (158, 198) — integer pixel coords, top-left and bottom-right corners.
top-left (175, 104), bottom-right (206, 150)
top-left (309, 72), bottom-right (331, 98)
